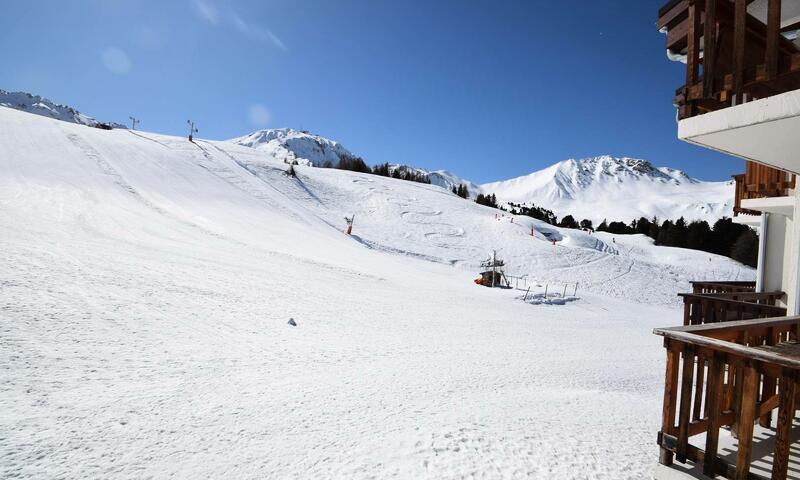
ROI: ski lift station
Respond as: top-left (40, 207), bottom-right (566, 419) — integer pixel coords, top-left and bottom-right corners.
top-left (474, 250), bottom-right (509, 288)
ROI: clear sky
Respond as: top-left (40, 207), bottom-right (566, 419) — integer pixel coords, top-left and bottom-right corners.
top-left (0, 0), bottom-right (744, 183)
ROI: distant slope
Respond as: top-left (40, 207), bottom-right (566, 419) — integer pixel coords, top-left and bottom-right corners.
top-left (426, 170), bottom-right (482, 199)
top-left (481, 156), bottom-right (733, 224)
top-left (0, 89), bottom-right (126, 128)
top-left (0, 106), bottom-right (750, 306)
top-left (229, 128), bottom-right (355, 166)
top-left (228, 130), bottom-right (731, 224)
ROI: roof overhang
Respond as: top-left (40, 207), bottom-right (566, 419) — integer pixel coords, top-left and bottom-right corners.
top-left (678, 88), bottom-right (800, 175)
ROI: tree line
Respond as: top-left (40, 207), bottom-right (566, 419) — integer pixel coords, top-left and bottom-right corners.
top-left (592, 216), bottom-right (758, 267)
top-left (451, 184), bottom-right (500, 208)
top-left (450, 186), bottom-right (758, 267)
top-left (320, 156), bottom-right (432, 184)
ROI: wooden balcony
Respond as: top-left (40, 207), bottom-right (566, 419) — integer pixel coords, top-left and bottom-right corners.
top-left (658, 0), bottom-right (800, 120)
top-left (733, 161), bottom-right (795, 217)
top-left (691, 280), bottom-right (758, 295)
top-left (681, 292), bottom-right (786, 325)
top-left (656, 316), bottom-right (800, 479)
top-left (655, 285), bottom-right (799, 479)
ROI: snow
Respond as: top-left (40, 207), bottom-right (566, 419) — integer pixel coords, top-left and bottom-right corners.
top-left (0, 106), bottom-right (753, 479)
top-left (481, 155), bottom-right (734, 225)
top-left (228, 130), bottom-right (734, 225)
top-left (0, 89), bottom-right (126, 129)
top-left (229, 127), bottom-right (355, 167)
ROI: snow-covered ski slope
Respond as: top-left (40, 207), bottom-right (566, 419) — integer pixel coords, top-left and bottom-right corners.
top-left (0, 106), bottom-right (752, 479)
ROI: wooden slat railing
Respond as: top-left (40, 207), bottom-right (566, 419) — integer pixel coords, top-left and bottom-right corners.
top-left (691, 280), bottom-right (756, 295)
top-left (655, 316), bottom-right (800, 479)
top-left (680, 292), bottom-right (786, 326)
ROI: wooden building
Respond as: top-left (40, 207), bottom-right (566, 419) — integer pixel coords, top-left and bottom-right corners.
top-left (655, 1), bottom-right (800, 479)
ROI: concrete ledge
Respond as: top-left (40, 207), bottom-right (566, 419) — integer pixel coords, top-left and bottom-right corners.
top-left (741, 196), bottom-right (794, 217)
top-left (677, 89), bottom-right (800, 174)
top-left (732, 215), bottom-right (762, 227)
top-left (679, 89), bottom-right (800, 139)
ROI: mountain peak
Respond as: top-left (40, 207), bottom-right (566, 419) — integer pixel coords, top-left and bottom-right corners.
top-left (481, 155), bottom-right (729, 224)
top-left (230, 128), bottom-right (354, 166)
top-left (549, 155), bottom-right (696, 187)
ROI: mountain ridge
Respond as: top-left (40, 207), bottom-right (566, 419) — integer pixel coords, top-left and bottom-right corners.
top-left (480, 155), bottom-right (732, 224)
top-left (0, 89), bottom-right (126, 129)
top-left (1, 91), bottom-right (732, 225)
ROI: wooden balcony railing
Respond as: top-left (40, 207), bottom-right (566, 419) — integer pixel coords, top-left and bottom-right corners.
top-left (656, 316), bottom-right (800, 479)
top-left (733, 161), bottom-right (796, 216)
top-left (681, 292), bottom-right (786, 326)
top-left (691, 280), bottom-right (756, 295)
top-left (658, 0), bottom-right (800, 120)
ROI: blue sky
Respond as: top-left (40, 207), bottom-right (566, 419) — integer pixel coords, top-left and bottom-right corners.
top-left (0, 0), bottom-right (743, 183)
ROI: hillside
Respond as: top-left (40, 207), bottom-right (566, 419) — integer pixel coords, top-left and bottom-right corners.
top-left (0, 89), bottom-right (126, 128)
top-left (0, 106), bottom-right (752, 479)
top-left (481, 155), bottom-right (733, 224)
top-left (229, 127), bottom-right (733, 225)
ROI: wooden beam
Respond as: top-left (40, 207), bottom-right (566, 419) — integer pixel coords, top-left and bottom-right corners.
top-left (693, 356), bottom-right (706, 420)
top-left (686, 0), bottom-right (702, 116)
top-left (771, 373), bottom-right (796, 480)
top-left (735, 364), bottom-right (759, 479)
top-left (760, 327), bottom-right (777, 427)
top-left (660, 343), bottom-right (680, 466)
top-left (704, 0), bottom-right (718, 97)
top-left (765, 0), bottom-right (781, 80)
top-left (677, 346), bottom-right (695, 463)
top-left (661, 431), bottom-right (772, 480)
top-left (658, 0), bottom-right (689, 30)
top-left (655, 315), bottom-right (800, 336)
top-left (733, 0), bottom-right (747, 103)
top-left (781, 19), bottom-right (800, 33)
top-left (704, 353), bottom-right (725, 477)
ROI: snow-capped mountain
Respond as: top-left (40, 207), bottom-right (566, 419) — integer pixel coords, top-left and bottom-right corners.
top-left (0, 89), bottom-right (126, 128)
top-left (481, 156), bottom-right (733, 224)
top-left (426, 170), bottom-right (482, 199)
top-left (229, 128), bottom-right (355, 166)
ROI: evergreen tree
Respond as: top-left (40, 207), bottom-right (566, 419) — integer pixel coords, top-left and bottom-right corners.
top-left (559, 215), bottom-right (578, 229)
top-left (730, 229), bottom-right (759, 267)
top-left (656, 220), bottom-right (675, 246)
top-left (580, 219), bottom-right (593, 231)
top-left (686, 220), bottom-right (711, 251)
top-left (635, 217), bottom-right (652, 236)
top-left (672, 217), bottom-right (688, 248)
top-left (475, 192), bottom-right (499, 209)
top-left (596, 219), bottom-right (609, 232)
top-left (648, 216), bottom-right (660, 240)
top-left (607, 221), bottom-right (632, 235)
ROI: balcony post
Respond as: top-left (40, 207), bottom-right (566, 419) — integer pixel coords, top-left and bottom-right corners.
top-left (733, 0), bottom-right (747, 105)
top-left (765, 0), bottom-right (781, 80)
top-left (772, 372), bottom-right (797, 480)
top-left (756, 212), bottom-right (769, 293)
top-left (684, 0), bottom-right (702, 117)
top-left (703, 0), bottom-right (718, 98)
top-left (734, 363), bottom-right (759, 479)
